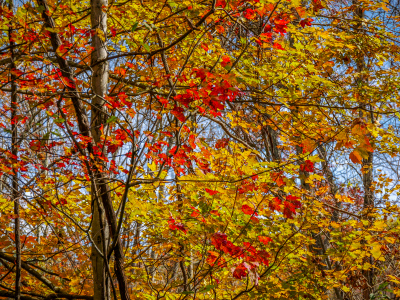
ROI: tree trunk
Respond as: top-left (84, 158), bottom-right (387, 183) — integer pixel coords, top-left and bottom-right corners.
top-left (35, 0), bottom-right (131, 298)
top-left (90, 0), bottom-right (110, 298)
top-left (9, 0), bottom-right (21, 297)
top-left (352, 1), bottom-right (375, 297)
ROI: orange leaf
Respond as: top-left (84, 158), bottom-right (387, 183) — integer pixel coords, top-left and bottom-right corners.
top-left (349, 150), bottom-right (362, 164)
top-left (258, 236), bottom-right (272, 245)
top-left (201, 43), bottom-right (209, 52)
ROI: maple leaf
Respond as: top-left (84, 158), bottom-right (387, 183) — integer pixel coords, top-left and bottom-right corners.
top-left (216, 25), bottom-right (224, 33)
top-left (272, 172), bottom-right (286, 187)
top-left (300, 160), bottom-right (315, 172)
top-left (312, 0), bottom-right (324, 12)
top-left (250, 216), bottom-right (259, 223)
top-left (221, 55), bottom-right (231, 67)
top-left (215, 138), bottom-right (229, 149)
top-left (207, 251), bottom-right (226, 267)
top-left (168, 217), bottom-right (188, 234)
top-left (216, 0), bottom-right (226, 8)
top-left (286, 195), bottom-right (301, 204)
top-left (190, 206), bottom-right (205, 223)
top-left (171, 106), bottom-right (185, 122)
top-left (283, 201), bottom-right (297, 219)
top-left (269, 197), bottom-right (282, 211)
top-left (210, 210), bottom-right (220, 216)
top-left (244, 9), bottom-right (256, 20)
top-left (241, 204), bottom-right (257, 216)
top-left (205, 188), bottom-right (219, 195)
top-left (273, 42), bottom-right (284, 51)
top-left (258, 236), bottom-right (273, 245)
top-left (110, 27), bottom-right (117, 37)
top-left (201, 43), bottom-right (209, 52)
top-left (232, 263), bottom-right (248, 279)
top-left (300, 18), bottom-right (314, 28)
top-left (273, 18), bottom-right (289, 35)
top-left (263, 24), bottom-right (272, 32)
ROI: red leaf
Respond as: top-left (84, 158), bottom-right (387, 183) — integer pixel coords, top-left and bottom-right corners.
top-left (168, 217), bottom-right (187, 234)
top-left (273, 42), bottom-right (284, 51)
top-left (171, 106), bottom-right (185, 122)
top-left (273, 18), bottom-right (289, 35)
top-left (216, 0), bottom-right (226, 8)
top-left (205, 188), bottom-right (219, 196)
top-left (241, 204), bottom-right (257, 216)
top-left (286, 195), bottom-right (301, 207)
top-left (271, 172), bottom-right (286, 186)
top-left (210, 210), bottom-right (220, 216)
top-left (283, 202), bottom-right (296, 219)
top-left (263, 24), bottom-right (272, 32)
top-left (312, 0), bottom-right (324, 12)
top-left (201, 43), bottom-right (209, 52)
top-left (232, 263), bottom-right (248, 279)
top-left (258, 236), bottom-right (272, 245)
top-left (256, 250), bottom-right (270, 265)
top-left (190, 206), bottom-right (205, 222)
top-left (63, 77), bottom-right (76, 89)
top-left (269, 197), bottom-right (282, 211)
top-left (300, 18), bottom-right (314, 28)
top-left (110, 27), bottom-right (117, 37)
top-left (250, 216), bottom-right (259, 223)
top-left (160, 131), bottom-right (173, 137)
top-left (215, 138), bottom-right (229, 149)
top-left (207, 251), bottom-right (225, 267)
top-left (221, 55), bottom-right (231, 67)
top-left (244, 8), bottom-right (256, 20)
top-left (300, 160), bottom-right (314, 172)
top-left (216, 25), bottom-right (224, 33)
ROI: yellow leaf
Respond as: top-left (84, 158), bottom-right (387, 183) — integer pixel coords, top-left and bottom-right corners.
top-left (96, 28), bottom-right (105, 41)
top-left (373, 220), bottom-right (386, 231)
top-left (341, 286), bottom-right (350, 293)
top-left (388, 275), bottom-right (400, 285)
top-left (362, 262), bottom-right (371, 270)
top-left (385, 236), bottom-right (396, 243)
top-left (371, 244), bottom-right (382, 259)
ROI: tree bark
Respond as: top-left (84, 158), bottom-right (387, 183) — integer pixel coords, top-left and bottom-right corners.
top-left (90, 200), bottom-right (108, 300)
top-left (352, 1), bottom-right (375, 297)
top-left (8, 0), bottom-right (21, 297)
top-left (35, 0), bottom-right (131, 299)
top-left (90, 0), bottom-right (110, 298)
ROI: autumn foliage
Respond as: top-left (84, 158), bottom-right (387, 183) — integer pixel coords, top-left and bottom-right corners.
top-left (0, 0), bottom-right (400, 299)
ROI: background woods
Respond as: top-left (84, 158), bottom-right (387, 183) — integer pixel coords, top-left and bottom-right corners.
top-left (0, 0), bottom-right (400, 299)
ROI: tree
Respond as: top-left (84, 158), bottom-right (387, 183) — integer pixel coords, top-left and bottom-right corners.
top-left (0, 0), bottom-right (400, 299)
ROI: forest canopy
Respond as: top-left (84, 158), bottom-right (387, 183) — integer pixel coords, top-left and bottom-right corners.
top-left (0, 0), bottom-right (400, 299)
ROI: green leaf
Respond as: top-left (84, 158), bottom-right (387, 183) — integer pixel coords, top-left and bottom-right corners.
top-left (43, 132), bottom-right (50, 140)
top-left (199, 284), bottom-right (216, 293)
top-left (51, 130), bottom-right (61, 137)
top-left (41, 132), bottom-right (50, 146)
top-left (36, 5), bottom-right (45, 13)
top-left (180, 291), bottom-right (194, 295)
top-left (142, 43), bottom-right (150, 52)
top-left (54, 118), bottom-right (65, 124)
top-left (106, 116), bottom-right (117, 123)
top-left (132, 22), bottom-right (139, 32)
